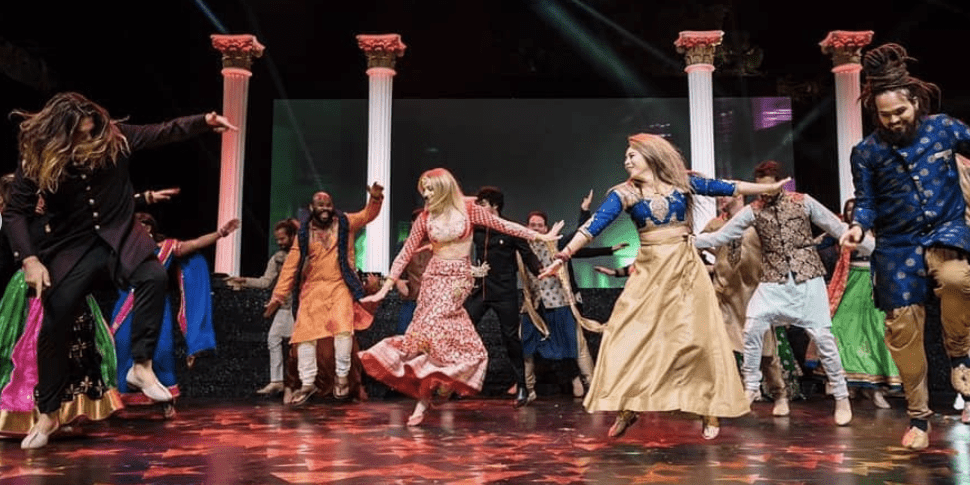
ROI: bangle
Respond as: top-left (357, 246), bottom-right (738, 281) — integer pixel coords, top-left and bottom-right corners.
top-left (145, 191), bottom-right (154, 204)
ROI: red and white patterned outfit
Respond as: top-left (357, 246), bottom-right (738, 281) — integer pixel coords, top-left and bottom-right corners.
top-left (359, 200), bottom-right (539, 400)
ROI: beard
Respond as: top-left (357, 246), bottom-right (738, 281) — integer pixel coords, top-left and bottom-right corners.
top-left (876, 121), bottom-right (919, 147)
top-left (312, 210), bottom-right (333, 227)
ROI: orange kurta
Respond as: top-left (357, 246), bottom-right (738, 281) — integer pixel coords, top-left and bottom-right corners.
top-left (272, 196), bottom-right (381, 344)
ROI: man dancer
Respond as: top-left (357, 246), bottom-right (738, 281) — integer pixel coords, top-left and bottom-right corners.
top-left (703, 194), bottom-right (793, 416)
top-left (227, 218), bottom-right (299, 396)
top-left (5, 92), bottom-right (235, 448)
top-left (265, 186), bottom-right (383, 406)
top-left (465, 186), bottom-right (542, 407)
top-left (841, 43), bottom-right (970, 450)
top-left (695, 161), bottom-right (852, 426)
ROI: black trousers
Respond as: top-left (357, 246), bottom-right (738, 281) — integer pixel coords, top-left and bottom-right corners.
top-left (36, 240), bottom-right (167, 414)
top-left (465, 296), bottom-right (526, 388)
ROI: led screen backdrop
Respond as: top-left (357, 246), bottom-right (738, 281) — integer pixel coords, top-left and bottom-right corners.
top-left (270, 98), bottom-right (793, 288)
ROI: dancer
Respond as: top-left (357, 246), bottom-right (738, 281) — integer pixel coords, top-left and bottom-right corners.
top-left (519, 207), bottom-right (622, 400)
top-left (265, 186), bottom-right (384, 406)
top-left (702, 194), bottom-right (799, 416)
top-left (694, 161), bottom-right (853, 427)
top-left (465, 186), bottom-right (543, 407)
top-left (359, 168), bottom-right (561, 426)
top-left (394, 208), bottom-right (433, 335)
top-left (542, 133), bottom-right (786, 439)
top-left (827, 199), bottom-right (899, 408)
top-left (111, 213), bottom-right (238, 417)
top-left (226, 218), bottom-right (300, 396)
top-left (840, 43), bottom-right (970, 450)
top-left (4, 92), bottom-right (234, 448)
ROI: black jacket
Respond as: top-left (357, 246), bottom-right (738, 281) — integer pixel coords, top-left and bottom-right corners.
top-left (468, 225), bottom-right (542, 302)
top-left (5, 114), bottom-right (211, 287)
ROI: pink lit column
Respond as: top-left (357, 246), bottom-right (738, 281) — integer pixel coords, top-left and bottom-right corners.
top-left (675, 31), bottom-right (723, 233)
top-left (357, 34), bottom-right (406, 273)
top-left (820, 30), bottom-right (873, 206)
top-left (211, 34), bottom-right (265, 275)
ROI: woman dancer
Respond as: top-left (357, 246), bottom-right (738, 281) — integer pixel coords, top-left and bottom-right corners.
top-left (111, 213), bottom-right (238, 417)
top-left (359, 168), bottom-right (561, 426)
top-left (827, 199), bottom-right (900, 407)
top-left (541, 133), bottom-right (787, 439)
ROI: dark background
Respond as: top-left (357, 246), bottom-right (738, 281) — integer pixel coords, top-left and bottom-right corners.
top-left (1, 0), bottom-right (968, 275)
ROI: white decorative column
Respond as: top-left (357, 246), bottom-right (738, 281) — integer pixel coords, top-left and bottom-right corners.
top-left (211, 34), bottom-right (264, 275)
top-left (820, 30), bottom-right (873, 206)
top-left (675, 30), bottom-right (723, 233)
top-left (357, 33), bottom-right (406, 273)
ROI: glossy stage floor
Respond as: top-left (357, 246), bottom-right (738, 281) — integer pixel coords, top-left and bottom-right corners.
top-left (1, 394), bottom-right (968, 485)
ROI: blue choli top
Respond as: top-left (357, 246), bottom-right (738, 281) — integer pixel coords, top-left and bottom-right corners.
top-left (580, 175), bottom-right (737, 238)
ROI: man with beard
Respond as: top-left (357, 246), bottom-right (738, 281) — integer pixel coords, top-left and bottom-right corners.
top-left (226, 218), bottom-right (300, 396)
top-left (265, 187), bottom-right (383, 406)
top-left (840, 43), bottom-right (970, 450)
top-left (694, 161), bottom-right (853, 427)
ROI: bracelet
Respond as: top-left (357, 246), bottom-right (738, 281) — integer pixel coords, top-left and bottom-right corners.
top-left (145, 190), bottom-right (154, 204)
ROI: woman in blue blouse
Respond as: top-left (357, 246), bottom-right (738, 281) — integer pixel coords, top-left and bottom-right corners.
top-left (541, 133), bottom-right (787, 440)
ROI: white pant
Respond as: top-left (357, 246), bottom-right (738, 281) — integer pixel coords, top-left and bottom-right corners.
top-left (267, 309), bottom-right (294, 382)
top-left (296, 333), bottom-right (354, 387)
top-left (743, 274), bottom-right (848, 400)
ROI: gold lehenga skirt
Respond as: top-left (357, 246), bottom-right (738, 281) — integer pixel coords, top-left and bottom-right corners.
top-left (583, 232), bottom-right (750, 418)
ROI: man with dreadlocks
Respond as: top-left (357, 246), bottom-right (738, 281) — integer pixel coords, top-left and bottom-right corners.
top-left (4, 92), bottom-right (235, 448)
top-left (841, 43), bottom-right (970, 451)
top-left (264, 187), bottom-right (383, 406)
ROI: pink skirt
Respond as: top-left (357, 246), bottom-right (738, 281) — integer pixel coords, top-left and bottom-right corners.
top-left (360, 257), bottom-right (487, 400)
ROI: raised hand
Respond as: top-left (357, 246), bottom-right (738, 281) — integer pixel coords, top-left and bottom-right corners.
top-left (581, 189), bottom-right (594, 211)
top-left (537, 220), bottom-right (565, 242)
top-left (368, 182), bottom-right (385, 199)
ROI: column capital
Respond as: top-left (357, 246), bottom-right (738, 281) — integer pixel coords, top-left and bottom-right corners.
top-left (675, 30), bottom-right (724, 66)
top-left (211, 34), bottom-right (265, 71)
top-left (819, 30), bottom-right (873, 67)
top-left (357, 34), bottom-right (407, 70)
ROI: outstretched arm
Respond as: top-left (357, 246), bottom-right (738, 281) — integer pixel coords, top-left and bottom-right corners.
top-left (694, 206), bottom-right (755, 249)
top-left (174, 219), bottom-right (240, 257)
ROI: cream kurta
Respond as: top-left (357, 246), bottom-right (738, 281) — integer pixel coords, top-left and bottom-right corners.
top-left (272, 197), bottom-right (382, 344)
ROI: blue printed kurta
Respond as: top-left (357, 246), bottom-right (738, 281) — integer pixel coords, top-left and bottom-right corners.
top-left (851, 114), bottom-right (970, 311)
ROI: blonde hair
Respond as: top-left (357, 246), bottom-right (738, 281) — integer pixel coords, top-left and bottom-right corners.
top-left (627, 133), bottom-right (694, 226)
top-left (418, 168), bottom-right (466, 216)
top-left (12, 92), bottom-right (129, 193)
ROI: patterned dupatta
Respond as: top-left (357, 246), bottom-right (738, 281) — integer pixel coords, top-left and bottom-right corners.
top-left (517, 240), bottom-right (606, 334)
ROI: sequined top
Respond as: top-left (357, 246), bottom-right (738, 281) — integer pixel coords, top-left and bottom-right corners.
top-left (851, 114), bottom-right (970, 311)
top-left (580, 175), bottom-right (737, 239)
top-left (389, 200), bottom-right (540, 281)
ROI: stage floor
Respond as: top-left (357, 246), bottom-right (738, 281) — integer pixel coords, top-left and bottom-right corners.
top-left (1, 394), bottom-right (968, 484)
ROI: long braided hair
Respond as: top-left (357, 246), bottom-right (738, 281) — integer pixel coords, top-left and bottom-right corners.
top-left (860, 43), bottom-right (940, 122)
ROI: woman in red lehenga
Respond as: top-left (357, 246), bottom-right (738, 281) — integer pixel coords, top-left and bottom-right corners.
top-left (359, 168), bottom-right (561, 426)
